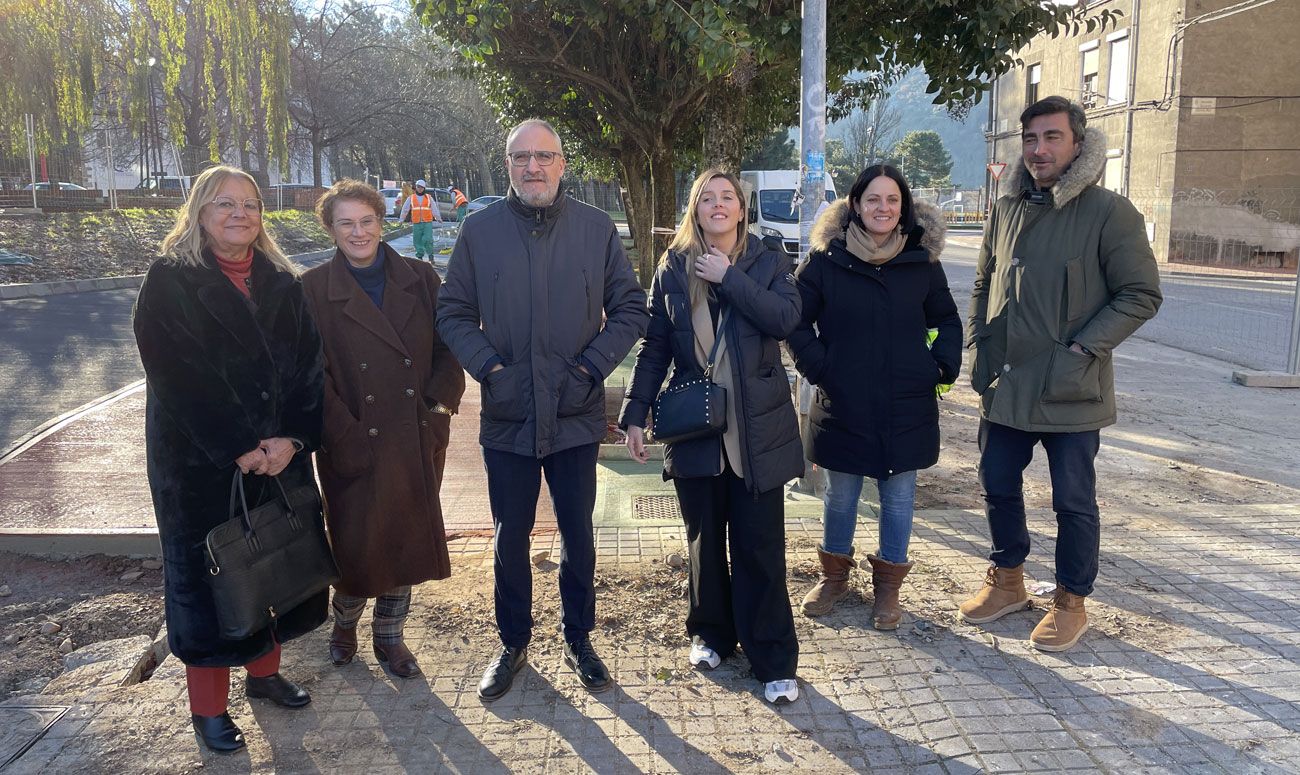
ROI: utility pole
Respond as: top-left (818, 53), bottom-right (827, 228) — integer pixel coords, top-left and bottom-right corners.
top-left (24, 114), bottom-right (38, 210)
top-left (798, 0), bottom-right (826, 263)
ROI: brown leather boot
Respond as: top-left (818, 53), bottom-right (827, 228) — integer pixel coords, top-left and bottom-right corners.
top-left (373, 639), bottom-right (422, 678)
top-left (800, 547), bottom-right (855, 617)
top-left (329, 624), bottom-right (357, 666)
top-left (865, 554), bottom-right (913, 631)
top-left (1030, 589), bottom-right (1088, 652)
top-left (958, 564), bottom-right (1030, 624)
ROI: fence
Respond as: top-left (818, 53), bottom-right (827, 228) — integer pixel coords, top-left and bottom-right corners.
top-left (912, 187), bottom-right (987, 226)
top-left (1126, 188), bottom-right (1300, 372)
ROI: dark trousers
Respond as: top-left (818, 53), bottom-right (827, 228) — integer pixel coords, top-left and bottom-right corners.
top-left (978, 419), bottom-right (1101, 596)
top-left (484, 442), bottom-right (599, 648)
top-left (673, 465), bottom-right (798, 682)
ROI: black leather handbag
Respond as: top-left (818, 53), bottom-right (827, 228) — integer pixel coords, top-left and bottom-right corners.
top-left (652, 310), bottom-right (731, 445)
top-left (204, 471), bottom-right (339, 640)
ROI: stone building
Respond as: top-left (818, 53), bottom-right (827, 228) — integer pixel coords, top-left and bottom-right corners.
top-left (984, 0), bottom-right (1299, 269)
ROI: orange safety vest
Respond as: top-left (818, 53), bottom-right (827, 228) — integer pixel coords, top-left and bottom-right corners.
top-left (452, 189), bottom-right (468, 208)
top-left (409, 193), bottom-right (434, 223)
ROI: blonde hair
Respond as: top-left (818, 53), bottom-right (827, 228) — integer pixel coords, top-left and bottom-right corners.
top-left (662, 169), bottom-right (749, 310)
top-left (159, 165), bottom-right (296, 274)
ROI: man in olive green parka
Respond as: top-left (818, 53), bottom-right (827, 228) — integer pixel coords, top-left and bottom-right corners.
top-left (958, 96), bottom-right (1162, 652)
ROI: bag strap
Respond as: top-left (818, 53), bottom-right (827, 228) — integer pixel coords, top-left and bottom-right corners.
top-left (703, 308), bottom-right (732, 378)
top-left (228, 469), bottom-right (295, 535)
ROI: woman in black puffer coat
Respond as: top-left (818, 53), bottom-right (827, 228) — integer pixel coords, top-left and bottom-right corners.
top-left (619, 168), bottom-right (803, 705)
top-left (787, 164), bottom-right (961, 630)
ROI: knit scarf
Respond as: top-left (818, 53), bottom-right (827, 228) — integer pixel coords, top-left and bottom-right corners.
top-left (845, 219), bottom-right (906, 266)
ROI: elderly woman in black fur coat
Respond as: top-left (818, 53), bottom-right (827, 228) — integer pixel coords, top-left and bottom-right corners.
top-left (132, 165), bottom-right (326, 755)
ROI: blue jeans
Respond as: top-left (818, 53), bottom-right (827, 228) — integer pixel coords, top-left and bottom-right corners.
top-left (822, 468), bottom-right (917, 563)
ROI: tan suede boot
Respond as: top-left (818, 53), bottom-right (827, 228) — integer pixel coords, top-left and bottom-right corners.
top-left (865, 554), bottom-right (913, 631)
top-left (1030, 589), bottom-right (1088, 652)
top-left (800, 547), bottom-right (855, 617)
top-left (957, 564), bottom-right (1030, 624)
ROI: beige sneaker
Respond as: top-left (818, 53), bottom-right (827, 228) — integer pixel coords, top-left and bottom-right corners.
top-left (800, 547), bottom-right (855, 617)
top-left (1030, 589), bottom-right (1088, 652)
top-left (957, 564), bottom-right (1030, 624)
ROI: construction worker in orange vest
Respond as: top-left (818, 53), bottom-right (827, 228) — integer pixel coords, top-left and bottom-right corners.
top-left (449, 183), bottom-right (469, 222)
top-left (400, 178), bottom-right (442, 260)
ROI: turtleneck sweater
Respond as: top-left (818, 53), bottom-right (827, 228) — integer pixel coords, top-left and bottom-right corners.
top-left (346, 247), bottom-right (387, 308)
top-left (214, 248), bottom-right (254, 297)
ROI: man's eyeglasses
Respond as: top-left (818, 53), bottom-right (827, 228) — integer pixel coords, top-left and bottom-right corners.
top-left (333, 216), bottom-right (383, 232)
top-left (209, 196), bottom-right (264, 215)
top-left (507, 150), bottom-right (563, 167)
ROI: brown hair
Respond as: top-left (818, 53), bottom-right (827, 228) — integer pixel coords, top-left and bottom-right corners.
top-left (315, 179), bottom-right (386, 229)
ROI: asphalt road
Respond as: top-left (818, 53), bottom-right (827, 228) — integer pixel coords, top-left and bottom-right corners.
top-left (0, 235), bottom-right (1294, 453)
top-left (941, 243), bottom-right (1297, 371)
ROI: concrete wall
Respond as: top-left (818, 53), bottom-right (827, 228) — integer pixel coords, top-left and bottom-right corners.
top-left (985, 0), bottom-right (1300, 267)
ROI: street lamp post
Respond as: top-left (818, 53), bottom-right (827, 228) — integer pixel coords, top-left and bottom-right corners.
top-left (133, 57), bottom-right (161, 185)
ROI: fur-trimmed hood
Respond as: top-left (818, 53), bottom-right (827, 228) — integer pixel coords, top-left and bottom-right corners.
top-left (1001, 127), bottom-right (1107, 209)
top-left (809, 197), bottom-right (947, 259)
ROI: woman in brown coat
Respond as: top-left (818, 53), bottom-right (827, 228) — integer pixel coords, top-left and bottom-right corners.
top-left (301, 180), bottom-right (465, 678)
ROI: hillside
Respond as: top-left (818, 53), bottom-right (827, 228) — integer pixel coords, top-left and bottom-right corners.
top-left (828, 68), bottom-right (989, 188)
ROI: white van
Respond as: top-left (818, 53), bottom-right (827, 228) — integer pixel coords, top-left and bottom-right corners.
top-left (739, 170), bottom-right (837, 259)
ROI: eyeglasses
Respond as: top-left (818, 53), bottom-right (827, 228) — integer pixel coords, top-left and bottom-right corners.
top-left (209, 196), bottom-right (264, 215)
top-left (507, 150), bottom-right (563, 167)
top-left (333, 216), bottom-right (383, 232)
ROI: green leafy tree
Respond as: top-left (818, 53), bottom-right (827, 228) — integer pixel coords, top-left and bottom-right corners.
top-left (413, 0), bottom-right (1120, 282)
top-left (741, 130), bottom-right (797, 170)
top-left (890, 130), bottom-right (953, 188)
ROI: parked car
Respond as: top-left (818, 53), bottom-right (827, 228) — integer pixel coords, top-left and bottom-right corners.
top-left (23, 182), bottom-right (88, 191)
top-left (134, 176), bottom-right (192, 195)
top-left (465, 195), bottom-right (503, 213)
top-left (379, 187), bottom-right (403, 217)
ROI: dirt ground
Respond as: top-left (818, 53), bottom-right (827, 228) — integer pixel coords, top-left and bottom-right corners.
top-left (3, 381), bottom-right (1292, 703)
top-left (0, 552), bottom-right (164, 699)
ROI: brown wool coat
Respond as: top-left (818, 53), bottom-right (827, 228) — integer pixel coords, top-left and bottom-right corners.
top-left (301, 243), bottom-right (466, 597)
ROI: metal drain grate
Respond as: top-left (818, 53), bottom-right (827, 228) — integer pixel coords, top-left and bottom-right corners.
top-left (631, 495), bottom-right (681, 521)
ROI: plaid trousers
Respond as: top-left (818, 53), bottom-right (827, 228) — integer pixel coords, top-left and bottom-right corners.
top-left (331, 586), bottom-right (412, 645)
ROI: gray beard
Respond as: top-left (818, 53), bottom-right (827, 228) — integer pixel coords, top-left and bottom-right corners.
top-left (512, 182), bottom-right (559, 208)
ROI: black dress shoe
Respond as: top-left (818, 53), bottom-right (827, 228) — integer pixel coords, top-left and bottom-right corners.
top-left (191, 713), bottom-right (245, 754)
top-left (563, 637), bottom-right (612, 692)
top-left (245, 673), bottom-right (312, 708)
top-left (373, 639), bottom-right (422, 679)
top-left (477, 645), bottom-right (527, 702)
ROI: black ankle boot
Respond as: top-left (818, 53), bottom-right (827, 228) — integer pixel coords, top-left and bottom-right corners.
top-left (245, 673), bottom-right (311, 708)
top-left (191, 712), bottom-right (245, 754)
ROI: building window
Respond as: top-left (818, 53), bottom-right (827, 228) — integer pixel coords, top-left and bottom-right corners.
top-left (1080, 42), bottom-right (1100, 105)
top-left (1026, 63), bottom-right (1041, 106)
top-left (1107, 31), bottom-right (1131, 105)
top-left (1104, 150), bottom-right (1124, 194)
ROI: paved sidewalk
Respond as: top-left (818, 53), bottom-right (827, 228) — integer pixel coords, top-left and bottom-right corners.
top-left (5, 500), bottom-right (1300, 773)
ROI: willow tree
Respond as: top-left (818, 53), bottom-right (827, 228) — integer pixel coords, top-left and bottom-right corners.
top-left (414, 0), bottom-right (1120, 282)
top-left (0, 0), bottom-right (292, 169)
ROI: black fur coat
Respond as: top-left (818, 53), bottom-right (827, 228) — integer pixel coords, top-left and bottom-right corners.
top-left (133, 249), bottom-right (326, 667)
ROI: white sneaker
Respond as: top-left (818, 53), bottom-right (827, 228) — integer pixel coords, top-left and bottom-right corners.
top-left (764, 679), bottom-right (799, 705)
top-left (688, 639), bottom-right (721, 670)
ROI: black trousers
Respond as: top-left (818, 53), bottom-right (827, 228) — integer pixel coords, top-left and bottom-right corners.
top-left (484, 442), bottom-right (599, 648)
top-left (978, 419), bottom-right (1101, 596)
top-left (673, 465), bottom-right (798, 682)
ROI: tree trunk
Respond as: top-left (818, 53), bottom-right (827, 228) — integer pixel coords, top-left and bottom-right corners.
top-left (311, 130), bottom-right (323, 188)
top-left (700, 101), bottom-right (746, 171)
top-left (651, 144), bottom-right (677, 266)
top-left (475, 151), bottom-right (494, 196)
top-left (617, 146), bottom-right (655, 288)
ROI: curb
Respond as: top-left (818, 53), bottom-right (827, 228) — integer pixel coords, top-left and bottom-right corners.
top-left (0, 227), bottom-right (417, 301)
top-left (0, 380), bottom-right (145, 464)
top-left (0, 528), bottom-right (161, 559)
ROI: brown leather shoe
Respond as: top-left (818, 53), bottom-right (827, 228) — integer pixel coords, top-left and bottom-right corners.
top-left (800, 546), bottom-right (855, 617)
top-left (1030, 589), bottom-right (1089, 652)
top-left (865, 554), bottom-right (913, 631)
top-left (373, 639), bottom-right (422, 678)
top-left (329, 624), bottom-right (357, 666)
